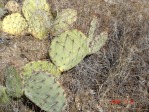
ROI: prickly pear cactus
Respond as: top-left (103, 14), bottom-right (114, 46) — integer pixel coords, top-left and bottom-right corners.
top-left (88, 16), bottom-right (98, 44)
top-left (21, 61), bottom-right (61, 80)
top-left (49, 29), bottom-right (89, 71)
top-left (50, 8), bottom-right (77, 36)
top-left (87, 16), bottom-right (108, 54)
top-left (28, 10), bottom-right (51, 40)
top-left (0, 86), bottom-right (11, 105)
top-left (88, 31), bottom-right (108, 54)
top-left (5, 0), bottom-right (21, 13)
top-left (22, 0), bottom-right (52, 21)
top-left (4, 65), bottom-right (23, 98)
top-left (2, 13), bottom-right (28, 35)
top-left (24, 71), bottom-right (67, 112)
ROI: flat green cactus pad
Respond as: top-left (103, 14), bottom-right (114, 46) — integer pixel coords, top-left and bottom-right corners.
top-left (88, 15), bottom-right (98, 44)
top-left (4, 65), bottom-right (23, 98)
top-left (22, 0), bottom-right (52, 21)
top-left (50, 8), bottom-right (77, 36)
top-left (24, 71), bottom-right (67, 112)
top-left (49, 29), bottom-right (89, 71)
top-left (21, 61), bottom-right (61, 80)
top-left (0, 86), bottom-right (11, 105)
top-left (2, 13), bottom-right (28, 35)
top-left (28, 10), bottom-right (50, 40)
top-left (87, 16), bottom-right (108, 55)
top-left (88, 31), bottom-right (108, 55)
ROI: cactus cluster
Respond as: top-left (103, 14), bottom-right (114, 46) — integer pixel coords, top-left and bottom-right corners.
top-left (0, 65), bottom-right (67, 112)
top-left (1, 0), bottom-right (77, 40)
top-left (0, 0), bottom-right (108, 111)
top-left (49, 17), bottom-right (108, 71)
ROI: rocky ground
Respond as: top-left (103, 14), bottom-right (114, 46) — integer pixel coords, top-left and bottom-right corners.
top-left (0, 0), bottom-right (149, 112)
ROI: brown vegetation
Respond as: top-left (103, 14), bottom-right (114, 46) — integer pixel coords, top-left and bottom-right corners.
top-left (0, 0), bottom-right (149, 111)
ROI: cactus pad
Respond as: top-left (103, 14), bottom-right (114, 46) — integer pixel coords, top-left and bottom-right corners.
top-left (21, 61), bottom-right (61, 80)
top-left (88, 16), bottom-right (98, 44)
top-left (5, 0), bottom-right (20, 13)
top-left (2, 13), bottom-right (28, 35)
top-left (4, 65), bottom-right (23, 98)
top-left (88, 31), bottom-right (108, 54)
top-left (49, 29), bottom-right (89, 71)
top-left (50, 8), bottom-right (77, 36)
top-left (24, 71), bottom-right (67, 112)
top-left (0, 86), bottom-right (11, 105)
top-left (87, 16), bottom-right (108, 54)
top-left (28, 10), bottom-right (50, 40)
top-left (22, 0), bottom-right (52, 21)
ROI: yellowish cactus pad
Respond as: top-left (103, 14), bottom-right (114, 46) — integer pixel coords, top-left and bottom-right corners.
top-left (22, 0), bottom-right (52, 21)
top-left (5, 0), bottom-right (21, 13)
top-left (2, 13), bottom-right (28, 35)
top-left (28, 10), bottom-right (50, 40)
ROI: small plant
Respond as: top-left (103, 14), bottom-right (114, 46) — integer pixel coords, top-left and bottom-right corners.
top-left (0, 65), bottom-right (67, 112)
top-left (0, 0), bottom-right (108, 111)
top-left (49, 16), bottom-right (108, 71)
top-left (1, 0), bottom-right (77, 40)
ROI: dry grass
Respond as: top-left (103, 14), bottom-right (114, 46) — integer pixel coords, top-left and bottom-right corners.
top-left (0, 0), bottom-right (149, 112)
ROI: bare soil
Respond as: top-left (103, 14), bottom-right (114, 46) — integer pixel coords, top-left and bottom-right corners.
top-left (0, 0), bottom-right (149, 112)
